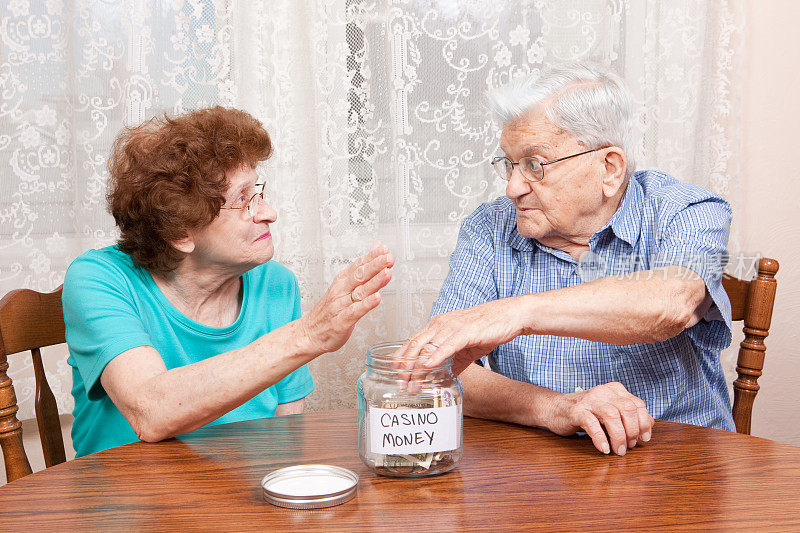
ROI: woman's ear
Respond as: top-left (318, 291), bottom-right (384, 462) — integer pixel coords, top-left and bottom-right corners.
top-left (172, 234), bottom-right (195, 254)
top-left (601, 146), bottom-right (628, 198)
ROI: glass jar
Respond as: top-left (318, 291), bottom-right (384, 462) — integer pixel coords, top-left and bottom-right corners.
top-left (357, 341), bottom-right (463, 477)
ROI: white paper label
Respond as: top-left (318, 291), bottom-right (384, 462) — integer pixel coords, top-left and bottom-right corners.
top-left (368, 405), bottom-right (460, 455)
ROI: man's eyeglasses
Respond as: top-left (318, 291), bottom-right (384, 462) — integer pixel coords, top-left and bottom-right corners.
top-left (219, 187), bottom-right (265, 219)
top-left (491, 146), bottom-right (607, 183)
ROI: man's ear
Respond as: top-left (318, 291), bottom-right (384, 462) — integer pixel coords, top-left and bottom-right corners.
top-left (601, 146), bottom-right (627, 198)
top-left (172, 233), bottom-right (195, 254)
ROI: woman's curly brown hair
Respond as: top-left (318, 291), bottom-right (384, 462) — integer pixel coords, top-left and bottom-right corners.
top-left (107, 106), bottom-right (272, 274)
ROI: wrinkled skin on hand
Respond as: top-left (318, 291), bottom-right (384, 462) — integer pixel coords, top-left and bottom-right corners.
top-left (299, 242), bottom-right (394, 355)
top-left (545, 381), bottom-right (655, 455)
top-left (393, 298), bottom-right (525, 377)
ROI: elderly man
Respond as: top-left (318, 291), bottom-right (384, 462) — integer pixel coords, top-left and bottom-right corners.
top-left (396, 63), bottom-right (732, 457)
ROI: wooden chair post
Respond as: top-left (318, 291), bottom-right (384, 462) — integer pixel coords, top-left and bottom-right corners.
top-left (731, 258), bottom-right (779, 434)
top-left (0, 287), bottom-right (67, 482)
top-left (0, 353), bottom-right (33, 480)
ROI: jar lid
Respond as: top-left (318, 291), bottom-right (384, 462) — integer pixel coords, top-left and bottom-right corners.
top-left (261, 464), bottom-right (359, 509)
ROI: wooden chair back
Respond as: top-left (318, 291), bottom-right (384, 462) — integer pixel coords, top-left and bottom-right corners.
top-left (722, 257), bottom-right (779, 435)
top-left (0, 286), bottom-right (67, 483)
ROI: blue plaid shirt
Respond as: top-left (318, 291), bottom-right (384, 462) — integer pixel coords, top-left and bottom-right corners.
top-left (431, 170), bottom-right (734, 430)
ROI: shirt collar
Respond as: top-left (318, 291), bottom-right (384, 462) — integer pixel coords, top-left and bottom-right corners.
top-left (507, 216), bottom-right (584, 264)
top-left (594, 176), bottom-right (643, 248)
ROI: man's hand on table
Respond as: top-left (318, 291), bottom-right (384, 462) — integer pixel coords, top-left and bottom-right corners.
top-left (543, 381), bottom-right (654, 456)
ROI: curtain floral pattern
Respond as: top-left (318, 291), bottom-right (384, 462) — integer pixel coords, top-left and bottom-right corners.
top-left (0, 0), bottom-right (744, 420)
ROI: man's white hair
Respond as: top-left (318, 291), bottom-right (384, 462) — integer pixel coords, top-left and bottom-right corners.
top-left (489, 62), bottom-right (636, 178)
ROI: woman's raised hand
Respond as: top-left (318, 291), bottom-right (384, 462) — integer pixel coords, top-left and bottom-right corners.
top-left (299, 241), bottom-right (394, 355)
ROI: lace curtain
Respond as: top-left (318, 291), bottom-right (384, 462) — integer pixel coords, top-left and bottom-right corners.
top-left (0, 0), bottom-right (744, 420)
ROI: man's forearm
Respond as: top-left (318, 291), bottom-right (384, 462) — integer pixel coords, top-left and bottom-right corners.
top-left (515, 266), bottom-right (708, 345)
top-left (460, 363), bottom-right (559, 428)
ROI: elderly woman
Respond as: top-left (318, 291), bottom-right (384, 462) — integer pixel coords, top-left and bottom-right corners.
top-left (63, 107), bottom-right (393, 457)
top-left (397, 63), bottom-right (733, 457)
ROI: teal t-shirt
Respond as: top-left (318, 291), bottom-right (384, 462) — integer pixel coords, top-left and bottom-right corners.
top-left (62, 245), bottom-right (314, 457)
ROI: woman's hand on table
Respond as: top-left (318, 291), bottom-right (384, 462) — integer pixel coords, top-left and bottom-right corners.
top-left (299, 241), bottom-right (394, 355)
top-left (544, 382), bottom-right (654, 456)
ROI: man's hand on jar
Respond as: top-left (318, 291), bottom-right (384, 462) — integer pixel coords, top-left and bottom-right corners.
top-left (392, 298), bottom-right (526, 379)
top-left (544, 382), bottom-right (655, 456)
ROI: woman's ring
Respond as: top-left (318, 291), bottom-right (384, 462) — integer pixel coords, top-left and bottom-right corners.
top-left (350, 291), bottom-right (359, 303)
top-left (426, 341), bottom-right (440, 349)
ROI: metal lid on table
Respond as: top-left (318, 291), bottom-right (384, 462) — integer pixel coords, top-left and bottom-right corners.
top-left (261, 464), bottom-right (359, 509)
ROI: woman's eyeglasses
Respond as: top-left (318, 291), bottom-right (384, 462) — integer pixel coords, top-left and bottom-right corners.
top-left (220, 188), bottom-right (265, 219)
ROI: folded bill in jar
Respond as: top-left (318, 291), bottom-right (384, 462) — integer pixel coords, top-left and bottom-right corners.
top-left (373, 389), bottom-right (457, 473)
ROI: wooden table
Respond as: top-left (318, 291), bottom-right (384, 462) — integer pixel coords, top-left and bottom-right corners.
top-left (2, 410), bottom-right (800, 530)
